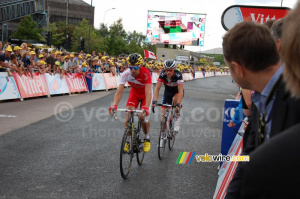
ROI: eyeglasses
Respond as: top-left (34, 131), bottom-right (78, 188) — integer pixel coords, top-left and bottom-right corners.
top-left (129, 65), bottom-right (140, 70)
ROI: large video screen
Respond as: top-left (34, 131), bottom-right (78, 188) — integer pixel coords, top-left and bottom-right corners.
top-left (146, 11), bottom-right (206, 46)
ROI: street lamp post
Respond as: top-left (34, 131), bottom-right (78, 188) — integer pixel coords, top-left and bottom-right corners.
top-left (103, 8), bottom-right (116, 25)
top-left (87, 0), bottom-right (93, 53)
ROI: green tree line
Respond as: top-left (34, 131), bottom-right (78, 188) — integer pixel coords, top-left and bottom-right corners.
top-left (13, 15), bottom-right (156, 56)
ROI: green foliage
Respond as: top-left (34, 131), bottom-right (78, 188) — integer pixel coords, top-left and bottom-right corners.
top-left (105, 19), bottom-right (127, 55)
top-left (204, 54), bottom-right (226, 66)
top-left (72, 19), bottom-right (106, 53)
top-left (44, 18), bottom-right (156, 55)
top-left (99, 23), bottom-right (109, 38)
top-left (126, 30), bottom-right (146, 55)
top-left (46, 21), bottom-right (75, 49)
top-left (13, 15), bottom-right (45, 42)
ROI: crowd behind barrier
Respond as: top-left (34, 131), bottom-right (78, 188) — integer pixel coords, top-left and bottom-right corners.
top-left (0, 42), bottom-right (230, 102)
top-left (0, 71), bottom-right (230, 101)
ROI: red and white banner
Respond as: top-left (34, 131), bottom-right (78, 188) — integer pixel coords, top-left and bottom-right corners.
top-left (13, 72), bottom-right (49, 99)
top-left (221, 5), bottom-right (290, 30)
top-left (152, 72), bottom-right (158, 84)
top-left (103, 73), bottom-right (117, 90)
top-left (144, 49), bottom-right (157, 60)
top-left (64, 73), bottom-right (88, 93)
top-left (195, 71), bottom-right (204, 79)
top-left (213, 123), bottom-right (245, 199)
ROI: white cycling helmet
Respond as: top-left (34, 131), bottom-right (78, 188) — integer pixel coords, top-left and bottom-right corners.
top-left (163, 59), bottom-right (176, 69)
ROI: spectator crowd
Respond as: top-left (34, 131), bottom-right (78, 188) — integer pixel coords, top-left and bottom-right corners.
top-left (0, 41), bottom-right (228, 80)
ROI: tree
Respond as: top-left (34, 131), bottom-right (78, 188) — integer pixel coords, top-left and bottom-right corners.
top-left (125, 30), bottom-right (146, 55)
top-left (45, 21), bottom-right (75, 48)
top-left (72, 19), bottom-right (106, 53)
top-left (105, 18), bottom-right (127, 56)
top-left (99, 23), bottom-right (109, 38)
top-left (204, 54), bottom-right (226, 66)
top-left (13, 15), bottom-right (44, 42)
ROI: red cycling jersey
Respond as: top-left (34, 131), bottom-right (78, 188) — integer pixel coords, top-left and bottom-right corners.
top-left (120, 67), bottom-right (152, 108)
top-left (120, 67), bottom-right (152, 95)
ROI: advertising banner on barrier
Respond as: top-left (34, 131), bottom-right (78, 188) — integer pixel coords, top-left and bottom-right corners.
top-left (213, 132), bottom-right (243, 199)
top-left (103, 73), bottom-right (117, 90)
top-left (195, 72), bottom-right (204, 79)
top-left (64, 73), bottom-right (88, 93)
top-left (0, 72), bottom-right (20, 100)
top-left (92, 73), bottom-right (106, 91)
top-left (152, 72), bottom-right (158, 84)
top-left (13, 72), bottom-right (48, 99)
top-left (44, 73), bottom-right (70, 95)
top-left (182, 73), bottom-right (187, 81)
top-left (183, 73), bottom-right (192, 81)
top-left (220, 99), bottom-right (241, 165)
top-left (115, 74), bottom-right (121, 87)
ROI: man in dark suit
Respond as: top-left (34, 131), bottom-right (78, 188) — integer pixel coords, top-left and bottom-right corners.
top-left (240, 123), bottom-right (300, 199)
top-left (226, 2), bottom-right (300, 198)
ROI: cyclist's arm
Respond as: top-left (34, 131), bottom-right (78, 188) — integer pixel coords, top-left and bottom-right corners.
top-left (113, 84), bottom-right (125, 106)
top-left (177, 84), bottom-right (184, 104)
top-left (145, 83), bottom-right (152, 108)
top-left (153, 82), bottom-right (162, 101)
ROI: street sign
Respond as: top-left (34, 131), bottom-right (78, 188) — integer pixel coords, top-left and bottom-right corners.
top-left (176, 56), bottom-right (189, 61)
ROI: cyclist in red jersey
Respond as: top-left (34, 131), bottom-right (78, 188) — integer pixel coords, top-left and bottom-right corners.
top-left (109, 53), bottom-right (152, 152)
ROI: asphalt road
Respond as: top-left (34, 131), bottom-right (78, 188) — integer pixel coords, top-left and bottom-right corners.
top-left (0, 76), bottom-right (238, 199)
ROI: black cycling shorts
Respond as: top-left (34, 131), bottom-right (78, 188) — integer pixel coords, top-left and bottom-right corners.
top-left (162, 88), bottom-right (184, 105)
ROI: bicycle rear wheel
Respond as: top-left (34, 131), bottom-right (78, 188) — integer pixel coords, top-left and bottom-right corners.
top-left (168, 116), bottom-right (176, 150)
top-left (120, 127), bottom-right (133, 179)
top-left (158, 122), bottom-right (167, 160)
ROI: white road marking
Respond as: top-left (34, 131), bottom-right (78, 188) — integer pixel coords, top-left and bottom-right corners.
top-left (0, 114), bottom-right (17, 118)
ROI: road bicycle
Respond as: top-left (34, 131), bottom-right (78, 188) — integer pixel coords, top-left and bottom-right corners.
top-left (152, 104), bottom-right (177, 160)
top-left (113, 109), bottom-right (146, 179)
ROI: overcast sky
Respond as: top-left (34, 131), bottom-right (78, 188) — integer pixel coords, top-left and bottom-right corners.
top-left (82, 0), bottom-right (297, 52)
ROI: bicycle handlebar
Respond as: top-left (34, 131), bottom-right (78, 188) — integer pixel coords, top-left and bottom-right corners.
top-left (152, 104), bottom-right (177, 113)
top-left (112, 109), bottom-right (148, 123)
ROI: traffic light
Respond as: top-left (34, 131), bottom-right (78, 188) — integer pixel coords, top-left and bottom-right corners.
top-left (68, 36), bottom-right (72, 49)
top-left (46, 32), bottom-right (52, 46)
top-left (65, 35), bottom-right (72, 50)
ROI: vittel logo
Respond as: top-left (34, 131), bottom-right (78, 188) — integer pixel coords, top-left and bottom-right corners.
top-left (67, 75), bottom-right (85, 90)
top-left (17, 75), bottom-right (46, 94)
top-left (250, 13), bottom-right (276, 24)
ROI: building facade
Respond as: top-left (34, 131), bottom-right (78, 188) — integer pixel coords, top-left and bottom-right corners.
top-left (0, 0), bottom-right (94, 42)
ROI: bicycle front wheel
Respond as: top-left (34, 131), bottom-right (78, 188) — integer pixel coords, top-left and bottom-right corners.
top-left (168, 116), bottom-right (176, 150)
top-left (136, 135), bottom-right (145, 165)
top-left (136, 121), bottom-right (145, 165)
top-left (158, 122), bottom-right (167, 160)
top-left (120, 127), bottom-right (133, 179)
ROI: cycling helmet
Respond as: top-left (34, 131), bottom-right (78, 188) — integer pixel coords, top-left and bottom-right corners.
top-left (127, 53), bottom-right (143, 65)
top-left (164, 59), bottom-right (176, 69)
